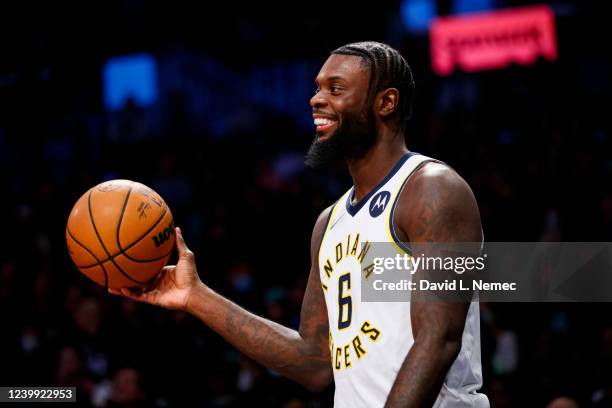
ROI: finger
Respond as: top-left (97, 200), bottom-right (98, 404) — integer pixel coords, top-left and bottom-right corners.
top-left (143, 266), bottom-right (172, 291)
top-left (175, 227), bottom-right (192, 259)
top-left (160, 265), bottom-right (175, 274)
top-left (107, 286), bottom-right (145, 301)
top-left (119, 287), bottom-right (151, 302)
top-left (108, 286), bottom-right (154, 304)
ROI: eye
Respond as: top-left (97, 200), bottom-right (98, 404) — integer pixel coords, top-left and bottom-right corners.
top-left (329, 86), bottom-right (342, 95)
top-left (314, 87), bottom-right (320, 95)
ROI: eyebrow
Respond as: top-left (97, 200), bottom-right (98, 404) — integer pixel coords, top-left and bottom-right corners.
top-left (315, 75), bottom-right (347, 85)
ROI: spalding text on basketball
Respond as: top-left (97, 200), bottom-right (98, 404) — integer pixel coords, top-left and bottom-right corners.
top-left (152, 220), bottom-right (176, 247)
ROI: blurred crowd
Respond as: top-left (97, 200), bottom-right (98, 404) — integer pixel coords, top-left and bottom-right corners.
top-left (1, 1), bottom-right (612, 407)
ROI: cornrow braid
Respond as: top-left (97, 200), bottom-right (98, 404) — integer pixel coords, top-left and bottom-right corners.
top-left (332, 41), bottom-right (415, 131)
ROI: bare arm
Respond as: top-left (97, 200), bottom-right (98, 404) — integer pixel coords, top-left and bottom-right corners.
top-left (385, 162), bottom-right (482, 407)
top-left (186, 208), bottom-right (333, 390)
top-left (111, 209), bottom-right (333, 391)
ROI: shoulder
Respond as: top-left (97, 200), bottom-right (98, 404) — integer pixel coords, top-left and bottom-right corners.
top-left (408, 161), bottom-right (471, 193)
top-left (396, 161), bottom-right (481, 242)
top-left (399, 161), bottom-right (476, 214)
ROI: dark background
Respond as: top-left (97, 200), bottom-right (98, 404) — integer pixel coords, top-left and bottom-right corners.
top-left (1, 0), bottom-right (611, 407)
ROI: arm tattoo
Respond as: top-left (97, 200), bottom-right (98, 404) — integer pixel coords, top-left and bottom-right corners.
top-left (386, 163), bottom-right (481, 407)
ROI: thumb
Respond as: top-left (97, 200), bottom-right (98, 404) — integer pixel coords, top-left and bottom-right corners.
top-left (175, 227), bottom-right (191, 258)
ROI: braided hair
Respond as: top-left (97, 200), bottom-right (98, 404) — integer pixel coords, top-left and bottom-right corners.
top-left (332, 41), bottom-right (415, 131)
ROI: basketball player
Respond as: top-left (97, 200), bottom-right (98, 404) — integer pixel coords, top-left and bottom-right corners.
top-left (111, 42), bottom-right (489, 407)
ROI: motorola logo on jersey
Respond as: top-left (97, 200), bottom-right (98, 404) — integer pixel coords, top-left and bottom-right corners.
top-left (369, 191), bottom-right (391, 217)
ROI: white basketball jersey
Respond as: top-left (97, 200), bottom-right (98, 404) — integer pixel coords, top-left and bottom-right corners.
top-left (318, 152), bottom-right (489, 408)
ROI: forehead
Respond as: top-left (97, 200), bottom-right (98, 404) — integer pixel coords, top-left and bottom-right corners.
top-left (315, 54), bottom-right (369, 84)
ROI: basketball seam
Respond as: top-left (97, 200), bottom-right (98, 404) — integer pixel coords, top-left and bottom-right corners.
top-left (87, 187), bottom-right (147, 284)
top-left (75, 190), bottom-right (169, 268)
top-left (76, 247), bottom-right (173, 270)
top-left (66, 227), bottom-right (109, 288)
top-left (116, 188), bottom-right (173, 264)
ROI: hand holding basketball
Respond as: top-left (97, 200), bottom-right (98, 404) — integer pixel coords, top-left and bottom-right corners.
top-left (109, 227), bottom-right (204, 310)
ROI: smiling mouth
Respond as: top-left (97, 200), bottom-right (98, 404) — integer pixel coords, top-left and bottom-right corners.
top-left (314, 117), bottom-right (337, 138)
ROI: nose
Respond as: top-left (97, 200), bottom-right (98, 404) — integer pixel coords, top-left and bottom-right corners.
top-left (310, 90), bottom-right (327, 109)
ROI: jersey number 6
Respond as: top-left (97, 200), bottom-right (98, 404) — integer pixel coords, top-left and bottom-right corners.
top-left (338, 273), bottom-right (352, 329)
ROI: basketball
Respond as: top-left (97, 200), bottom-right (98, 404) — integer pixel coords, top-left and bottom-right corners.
top-left (66, 179), bottom-right (176, 288)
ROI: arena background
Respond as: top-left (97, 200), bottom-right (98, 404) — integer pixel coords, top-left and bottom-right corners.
top-left (1, 0), bottom-right (611, 406)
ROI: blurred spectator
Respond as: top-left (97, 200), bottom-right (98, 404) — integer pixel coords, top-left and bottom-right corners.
top-left (546, 396), bottom-right (579, 408)
top-left (56, 346), bottom-right (95, 399)
top-left (107, 368), bottom-right (147, 408)
top-left (492, 328), bottom-right (518, 376)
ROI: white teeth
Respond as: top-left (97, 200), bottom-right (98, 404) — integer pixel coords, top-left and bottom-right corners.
top-left (314, 118), bottom-right (335, 126)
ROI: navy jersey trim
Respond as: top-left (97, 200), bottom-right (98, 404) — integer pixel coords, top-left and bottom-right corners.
top-left (388, 159), bottom-right (439, 255)
top-left (345, 152), bottom-right (418, 217)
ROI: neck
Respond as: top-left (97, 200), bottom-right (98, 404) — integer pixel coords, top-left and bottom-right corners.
top-left (347, 132), bottom-right (409, 202)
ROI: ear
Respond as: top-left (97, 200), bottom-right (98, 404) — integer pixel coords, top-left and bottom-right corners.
top-left (376, 88), bottom-right (399, 118)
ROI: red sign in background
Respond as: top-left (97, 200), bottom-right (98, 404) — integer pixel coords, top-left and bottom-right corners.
top-left (430, 5), bottom-right (558, 76)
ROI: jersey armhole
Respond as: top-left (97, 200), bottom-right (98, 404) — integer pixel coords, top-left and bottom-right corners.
top-left (387, 159), bottom-right (439, 255)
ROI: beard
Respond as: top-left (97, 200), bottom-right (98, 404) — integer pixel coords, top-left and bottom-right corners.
top-left (304, 107), bottom-right (377, 169)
